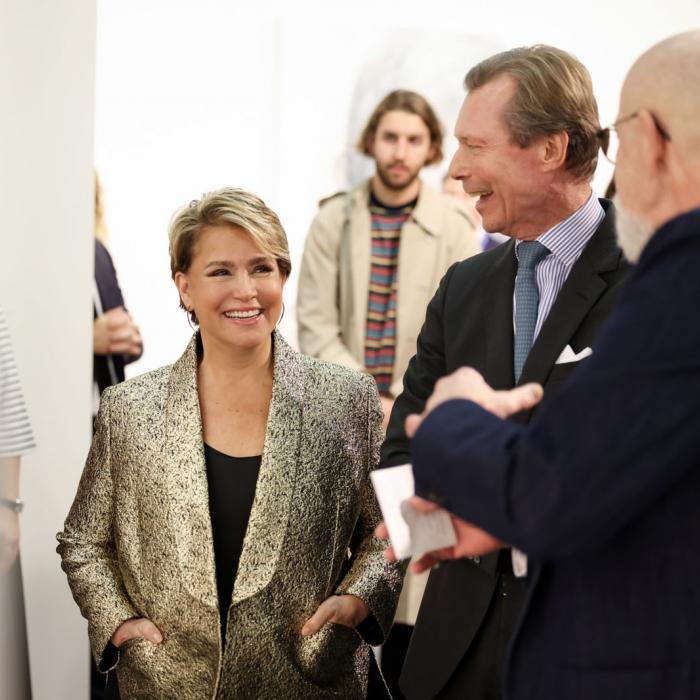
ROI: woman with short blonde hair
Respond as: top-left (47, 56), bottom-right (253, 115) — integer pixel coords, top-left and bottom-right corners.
top-left (59, 187), bottom-right (402, 698)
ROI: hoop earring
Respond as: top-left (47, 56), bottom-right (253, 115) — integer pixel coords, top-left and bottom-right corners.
top-left (186, 309), bottom-right (197, 333)
top-left (276, 302), bottom-right (285, 329)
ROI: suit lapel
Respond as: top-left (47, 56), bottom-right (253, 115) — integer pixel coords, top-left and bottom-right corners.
top-left (480, 240), bottom-right (517, 390)
top-left (519, 206), bottom-right (621, 387)
top-left (476, 243), bottom-right (518, 577)
top-left (164, 335), bottom-right (218, 609)
top-left (232, 331), bottom-right (302, 605)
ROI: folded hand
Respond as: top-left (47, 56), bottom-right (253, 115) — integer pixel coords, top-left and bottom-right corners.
top-left (405, 367), bottom-right (543, 437)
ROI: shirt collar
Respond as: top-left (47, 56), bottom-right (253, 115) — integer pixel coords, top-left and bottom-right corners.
top-left (515, 193), bottom-right (605, 267)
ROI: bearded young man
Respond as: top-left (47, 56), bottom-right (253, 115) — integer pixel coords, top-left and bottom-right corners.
top-left (382, 30), bottom-right (700, 700)
top-left (298, 89), bottom-right (480, 423)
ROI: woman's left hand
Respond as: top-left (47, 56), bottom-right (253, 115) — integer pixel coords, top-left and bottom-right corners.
top-left (301, 594), bottom-right (370, 637)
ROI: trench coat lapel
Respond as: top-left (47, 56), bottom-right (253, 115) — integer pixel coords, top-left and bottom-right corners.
top-left (349, 184), bottom-right (372, 353)
top-left (232, 332), bottom-right (302, 605)
top-left (395, 185), bottom-right (444, 372)
top-left (480, 240), bottom-right (517, 391)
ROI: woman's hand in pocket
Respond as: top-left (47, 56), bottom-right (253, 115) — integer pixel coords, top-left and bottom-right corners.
top-left (111, 618), bottom-right (163, 648)
top-left (301, 595), bottom-right (369, 637)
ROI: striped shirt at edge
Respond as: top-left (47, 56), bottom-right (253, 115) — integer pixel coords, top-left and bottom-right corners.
top-left (514, 193), bottom-right (605, 339)
top-left (364, 194), bottom-right (416, 394)
top-left (0, 308), bottom-right (36, 457)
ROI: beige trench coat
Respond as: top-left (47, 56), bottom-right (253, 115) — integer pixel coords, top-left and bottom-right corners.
top-left (297, 179), bottom-right (480, 624)
top-left (57, 333), bottom-right (403, 699)
top-left (296, 179), bottom-right (480, 399)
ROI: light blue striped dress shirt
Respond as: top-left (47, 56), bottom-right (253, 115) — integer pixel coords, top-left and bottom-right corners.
top-left (514, 193), bottom-right (605, 339)
top-left (510, 193), bottom-right (604, 577)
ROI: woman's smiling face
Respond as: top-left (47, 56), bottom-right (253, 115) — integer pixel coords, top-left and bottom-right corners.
top-left (175, 224), bottom-right (285, 353)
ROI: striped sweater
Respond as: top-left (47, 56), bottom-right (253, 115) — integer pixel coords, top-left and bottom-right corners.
top-left (364, 194), bottom-right (416, 394)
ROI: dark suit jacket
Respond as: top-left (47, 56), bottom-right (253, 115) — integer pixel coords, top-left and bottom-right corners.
top-left (382, 201), bottom-right (630, 699)
top-left (409, 206), bottom-right (700, 700)
top-left (94, 239), bottom-right (141, 395)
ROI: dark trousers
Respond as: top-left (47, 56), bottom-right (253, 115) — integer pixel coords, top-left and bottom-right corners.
top-left (368, 647), bottom-right (393, 699)
top-left (90, 414), bottom-right (121, 700)
top-left (381, 623), bottom-right (413, 699)
top-left (90, 657), bottom-right (120, 700)
top-left (436, 559), bottom-right (527, 700)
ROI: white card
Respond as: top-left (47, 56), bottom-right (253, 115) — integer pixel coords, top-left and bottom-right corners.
top-left (371, 464), bottom-right (457, 559)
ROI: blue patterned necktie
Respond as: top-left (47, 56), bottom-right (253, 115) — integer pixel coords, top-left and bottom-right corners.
top-left (514, 240), bottom-right (550, 382)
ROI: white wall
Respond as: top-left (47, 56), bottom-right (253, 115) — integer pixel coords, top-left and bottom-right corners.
top-left (0, 1), bottom-right (696, 696)
top-left (95, 0), bottom-right (700, 378)
top-left (0, 1), bottom-right (96, 698)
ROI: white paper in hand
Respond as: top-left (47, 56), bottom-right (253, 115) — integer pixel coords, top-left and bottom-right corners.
top-left (371, 464), bottom-right (457, 559)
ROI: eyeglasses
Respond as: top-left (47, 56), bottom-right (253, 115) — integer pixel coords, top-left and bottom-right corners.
top-left (596, 111), bottom-right (671, 164)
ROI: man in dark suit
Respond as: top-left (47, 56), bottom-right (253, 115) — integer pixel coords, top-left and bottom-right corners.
top-left (381, 46), bottom-right (630, 699)
top-left (382, 30), bottom-right (700, 700)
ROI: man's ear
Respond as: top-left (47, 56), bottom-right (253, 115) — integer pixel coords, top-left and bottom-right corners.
top-left (541, 131), bottom-right (569, 172)
top-left (365, 133), bottom-right (376, 159)
top-left (174, 271), bottom-right (191, 310)
top-left (637, 109), bottom-right (669, 173)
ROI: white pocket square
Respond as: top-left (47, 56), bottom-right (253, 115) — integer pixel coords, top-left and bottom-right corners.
top-left (555, 345), bottom-right (593, 364)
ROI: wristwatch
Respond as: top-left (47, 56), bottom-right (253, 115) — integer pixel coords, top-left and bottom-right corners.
top-left (0, 497), bottom-right (24, 513)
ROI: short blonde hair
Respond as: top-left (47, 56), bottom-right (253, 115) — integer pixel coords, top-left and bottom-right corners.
top-left (169, 187), bottom-right (291, 322)
top-left (465, 45), bottom-right (601, 180)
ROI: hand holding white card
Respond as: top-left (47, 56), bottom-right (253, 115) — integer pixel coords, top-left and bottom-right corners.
top-left (371, 464), bottom-right (457, 559)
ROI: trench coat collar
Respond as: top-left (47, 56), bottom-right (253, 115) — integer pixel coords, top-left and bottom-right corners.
top-left (351, 178), bottom-right (444, 237)
top-left (164, 330), bottom-right (303, 610)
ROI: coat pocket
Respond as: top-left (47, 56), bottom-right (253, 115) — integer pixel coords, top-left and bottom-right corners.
top-left (116, 637), bottom-right (163, 698)
top-left (295, 622), bottom-right (363, 690)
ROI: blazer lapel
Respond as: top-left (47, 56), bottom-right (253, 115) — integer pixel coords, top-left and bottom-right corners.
top-left (165, 333), bottom-right (304, 610)
top-left (232, 331), bottom-right (302, 605)
top-left (480, 240), bottom-right (517, 390)
top-left (164, 335), bottom-right (218, 609)
top-left (519, 206), bottom-right (621, 387)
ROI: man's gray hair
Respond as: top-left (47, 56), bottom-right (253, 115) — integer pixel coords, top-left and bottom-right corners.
top-left (465, 45), bottom-right (601, 180)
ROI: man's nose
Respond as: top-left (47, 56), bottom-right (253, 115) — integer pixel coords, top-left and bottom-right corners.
top-left (394, 138), bottom-right (408, 160)
top-left (448, 149), bottom-right (469, 180)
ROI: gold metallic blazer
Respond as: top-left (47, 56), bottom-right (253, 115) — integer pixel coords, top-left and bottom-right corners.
top-left (57, 332), bottom-right (403, 699)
